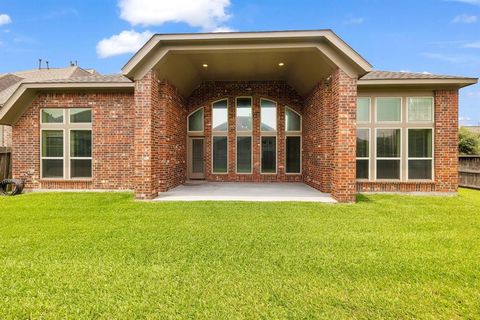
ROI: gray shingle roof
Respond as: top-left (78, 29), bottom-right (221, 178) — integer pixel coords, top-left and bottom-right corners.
top-left (0, 67), bottom-right (132, 106)
top-left (361, 70), bottom-right (475, 80)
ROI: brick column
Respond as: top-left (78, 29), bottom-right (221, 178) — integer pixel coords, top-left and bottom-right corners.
top-left (134, 71), bottom-right (158, 199)
top-left (330, 68), bottom-right (357, 203)
top-left (434, 89), bottom-right (459, 193)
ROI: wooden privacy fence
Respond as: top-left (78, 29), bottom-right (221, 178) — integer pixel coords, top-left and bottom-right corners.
top-left (459, 156), bottom-right (480, 190)
top-left (0, 147), bottom-right (12, 181)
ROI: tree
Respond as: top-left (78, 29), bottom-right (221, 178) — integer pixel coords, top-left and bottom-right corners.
top-left (459, 127), bottom-right (480, 155)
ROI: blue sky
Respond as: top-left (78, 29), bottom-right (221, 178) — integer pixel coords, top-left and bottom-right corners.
top-left (0, 0), bottom-right (479, 124)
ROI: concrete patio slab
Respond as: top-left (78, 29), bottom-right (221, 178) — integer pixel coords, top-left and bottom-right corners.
top-left (154, 181), bottom-right (337, 203)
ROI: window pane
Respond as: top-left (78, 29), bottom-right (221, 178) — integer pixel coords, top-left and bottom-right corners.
top-left (408, 160), bottom-right (432, 180)
top-left (213, 136), bottom-right (228, 173)
top-left (236, 98), bottom-right (252, 131)
top-left (70, 130), bottom-right (92, 157)
top-left (261, 137), bottom-right (276, 173)
top-left (212, 100), bottom-right (228, 132)
top-left (377, 160), bottom-right (400, 179)
top-left (286, 136), bottom-right (301, 173)
top-left (42, 130), bottom-right (63, 157)
top-left (236, 137), bottom-right (252, 173)
top-left (188, 108), bottom-right (203, 132)
top-left (285, 107), bottom-right (301, 132)
top-left (377, 129), bottom-right (400, 158)
top-left (409, 129), bottom-right (432, 158)
top-left (357, 97), bottom-right (370, 122)
top-left (41, 109), bottom-right (63, 123)
top-left (192, 139), bottom-right (204, 174)
top-left (71, 159), bottom-right (92, 178)
top-left (408, 98), bottom-right (433, 122)
top-left (42, 159), bottom-right (63, 178)
top-left (377, 98), bottom-right (401, 122)
top-left (70, 108), bottom-right (92, 123)
top-left (356, 129), bottom-right (369, 158)
top-left (261, 100), bottom-right (277, 131)
top-left (356, 159), bottom-right (369, 179)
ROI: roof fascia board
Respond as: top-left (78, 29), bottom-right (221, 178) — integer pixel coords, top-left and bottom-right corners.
top-left (122, 30), bottom-right (372, 77)
top-left (358, 78), bottom-right (478, 88)
top-left (0, 82), bottom-right (134, 125)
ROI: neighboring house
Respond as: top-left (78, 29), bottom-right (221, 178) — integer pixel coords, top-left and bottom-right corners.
top-left (0, 66), bottom-right (95, 147)
top-left (0, 30), bottom-right (477, 202)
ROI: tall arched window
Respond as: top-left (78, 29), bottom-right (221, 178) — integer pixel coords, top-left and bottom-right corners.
top-left (212, 99), bottom-right (228, 174)
top-left (236, 97), bottom-right (253, 173)
top-left (188, 108), bottom-right (204, 133)
top-left (260, 99), bottom-right (277, 174)
top-left (285, 107), bottom-right (302, 174)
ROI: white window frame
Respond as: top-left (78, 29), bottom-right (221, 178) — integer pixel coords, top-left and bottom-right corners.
top-left (356, 128), bottom-right (371, 181)
top-left (406, 128), bottom-right (434, 181)
top-left (235, 96), bottom-right (253, 133)
top-left (285, 106), bottom-right (302, 175)
top-left (40, 128), bottom-right (66, 180)
top-left (375, 127), bottom-right (402, 181)
top-left (40, 108), bottom-right (92, 180)
top-left (375, 97), bottom-right (403, 124)
top-left (260, 135), bottom-right (277, 175)
top-left (212, 99), bottom-right (229, 174)
top-left (187, 107), bottom-right (204, 134)
top-left (69, 129), bottom-right (93, 179)
top-left (285, 106), bottom-right (302, 134)
top-left (357, 97), bottom-right (371, 124)
top-left (406, 97), bottom-right (434, 123)
top-left (235, 136), bottom-right (253, 174)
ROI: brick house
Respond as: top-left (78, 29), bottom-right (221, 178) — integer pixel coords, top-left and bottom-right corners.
top-left (0, 30), bottom-right (477, 202)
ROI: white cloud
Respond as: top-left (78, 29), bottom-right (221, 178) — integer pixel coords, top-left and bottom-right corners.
top-left (464, 41), bottom-right (480, 48)
top-left (452, 13), bottom-right (478, 23)
top-left (0, 14), bottom-right (12, 26)
top-left (97, 30), bottom-right (153, 58)
top-left (118, 0), bottom-right (232, 31)
top-left (344, 17), bottom-right (365, 25)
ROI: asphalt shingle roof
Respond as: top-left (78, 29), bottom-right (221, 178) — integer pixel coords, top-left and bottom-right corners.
top-left (361, 70), bottom-right (474, 80)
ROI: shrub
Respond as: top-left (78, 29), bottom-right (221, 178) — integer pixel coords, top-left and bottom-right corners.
top-left (459, 127), bottom-right (480, 155)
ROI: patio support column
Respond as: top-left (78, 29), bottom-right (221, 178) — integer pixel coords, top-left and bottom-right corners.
top-left (133, 70), bottom-right (158, 199)
top-left (133, 70), bottom-right (187, 199)
top-left (434, 89), bottom-right (459, 193)
top-left (330, 68), bottom-right (357, 203)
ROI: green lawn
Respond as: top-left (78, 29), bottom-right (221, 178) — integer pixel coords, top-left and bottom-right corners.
top-left (0, 190), bottom-right (479, 319)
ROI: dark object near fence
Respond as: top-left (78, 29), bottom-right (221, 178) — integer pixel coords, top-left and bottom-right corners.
top-left (459, 156), bottom-right (480, 190)
top-left (0, 179), bottom-right (24, 196)
top-left (0, 147), bottom-right (11, 181)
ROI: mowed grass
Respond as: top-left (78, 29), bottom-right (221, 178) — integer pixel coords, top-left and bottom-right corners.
top-left (0, 190), bottom-right (479, 319)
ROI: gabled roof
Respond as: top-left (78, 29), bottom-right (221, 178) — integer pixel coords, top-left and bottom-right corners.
top-left (0, 67), bottom-right (133, 125)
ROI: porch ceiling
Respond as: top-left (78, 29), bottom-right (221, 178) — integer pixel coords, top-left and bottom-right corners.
top-left (154, 48), bottom-right (336, 96)
top-left (122, 30), bottom-right (373, 97)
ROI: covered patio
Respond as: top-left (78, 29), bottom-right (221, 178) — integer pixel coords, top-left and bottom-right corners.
top-left (154, 181), bottom-right (337, 203)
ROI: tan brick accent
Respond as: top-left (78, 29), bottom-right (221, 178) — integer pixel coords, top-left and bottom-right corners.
top-left (12, 92), bottom-right (135, 190)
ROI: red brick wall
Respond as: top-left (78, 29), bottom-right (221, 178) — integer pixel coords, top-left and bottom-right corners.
top-left (434, 89), bottom-right (459, 192)
top-left (134, 71), bottom-right (187, 199)
top-left (187, 81), bottom-right (303, 182)
top-left (12, 91), bottom-right (135, 190)
top-left (303, 80), bottom-right (333, 192)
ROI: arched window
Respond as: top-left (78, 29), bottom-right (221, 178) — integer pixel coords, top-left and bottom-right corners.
top-left (285, 107), bottom-right (302, 174)
top-left (212, 99), bottom-right (228, 173)
top-left (188, 108), bottom-right (204, 133)
top-left (260, 99), bottom-right (277, 174)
